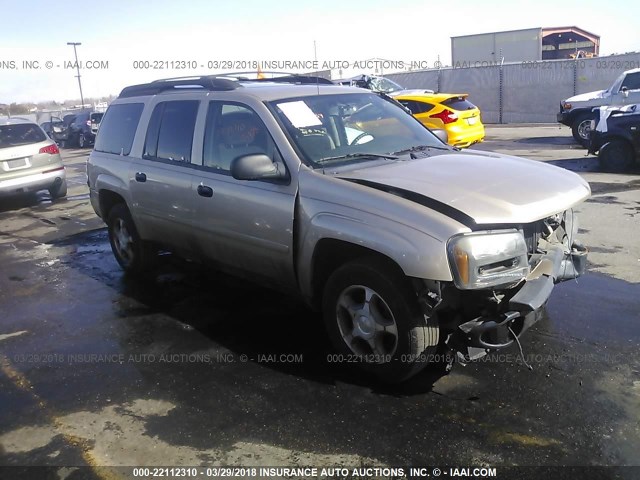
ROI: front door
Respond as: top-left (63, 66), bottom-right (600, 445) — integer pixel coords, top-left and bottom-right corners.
top-left (190, 101), bottom-right (297, 288)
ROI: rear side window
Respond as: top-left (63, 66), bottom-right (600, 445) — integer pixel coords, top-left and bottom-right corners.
top-left (441, 97), bottom-right (476, 111)
top-left (143, 101), bottom-right (199, 162)
top-left (94, 103), bottom-right (144, 155)
top-left (0, 124), bottom-right (47, 149)
top-left (398, 99), bottom-right (435, 114)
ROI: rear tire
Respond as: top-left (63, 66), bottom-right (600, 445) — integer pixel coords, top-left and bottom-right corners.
top-left (571, 113), bottom-right (595, 148)
top-left (78, 133), bottom-right (85, 148)
top-left (107, 204), bottom-right (156, 275)
top-left (49, 179), bottom-right (67, 199)
top-left (598, 139), bottom-right (635, 172)
top-left (322, 257), bottom-right (440, 383)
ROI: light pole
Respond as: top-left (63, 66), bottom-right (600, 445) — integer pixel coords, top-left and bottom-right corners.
top-left (67, 42), bottom-right (84, 109)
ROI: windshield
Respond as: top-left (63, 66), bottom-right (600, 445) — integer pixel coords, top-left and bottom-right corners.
top-left (607, 72), bottom-right (626, 94)
top-left (368, 76), bottom-right (404, 93)
top-left (270, 93), bottom-right (446, 167)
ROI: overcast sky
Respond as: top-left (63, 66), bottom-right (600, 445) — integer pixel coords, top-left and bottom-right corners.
top-left (1, 0), bottom-right (639, 103)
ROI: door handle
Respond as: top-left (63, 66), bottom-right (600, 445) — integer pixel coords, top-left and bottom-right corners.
top-left (197, 184), bottom-right (214, 198)
top-left (135, 172), bottom-right (147, 183)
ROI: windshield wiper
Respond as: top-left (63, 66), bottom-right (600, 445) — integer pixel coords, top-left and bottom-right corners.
top-left (316, 152), bottom-right (399, 165)
top-left (393, 144), bottom-right (451, 155)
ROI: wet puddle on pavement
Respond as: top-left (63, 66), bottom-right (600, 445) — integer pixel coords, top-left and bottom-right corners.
top-left (0, 228), bottom-right (639, 468)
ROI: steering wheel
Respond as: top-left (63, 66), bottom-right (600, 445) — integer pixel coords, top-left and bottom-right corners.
top-left (348, 103), bottom-right (383, 123)
top-left (350, 132), bottom-right (374, 145)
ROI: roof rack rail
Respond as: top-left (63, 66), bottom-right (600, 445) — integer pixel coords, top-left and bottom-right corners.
top-left (218, 71), bottom-right (334, 85)
top-left (118, 76), bottom-right (240, 98)
top-left (260, 74), bottom-right (334, 85)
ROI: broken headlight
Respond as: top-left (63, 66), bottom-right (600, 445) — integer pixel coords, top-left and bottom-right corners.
top-left (447, 230), bottom-right (530, 290)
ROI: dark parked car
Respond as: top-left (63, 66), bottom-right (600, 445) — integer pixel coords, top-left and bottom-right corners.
top-left (66, 112), bottom-right (97, 148)
top-left (52, 114), bottom-right (79, 147)
top-left (40, 117), bottom-right (65, 140)
top-left (589, 104), bottom-right (640, 172)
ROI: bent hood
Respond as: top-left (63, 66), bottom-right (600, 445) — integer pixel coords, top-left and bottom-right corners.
top-left (335, 151), bottom-right (591, 225)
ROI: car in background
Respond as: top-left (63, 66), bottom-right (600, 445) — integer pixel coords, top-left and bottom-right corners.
top-left (588, 104), bottom-right (639, 172)
top-left (67, 112), bottom-right (97, 148)
top-left (40, 117), bottom-right (65, 141)
top-left (0, 118), bottom-right (67, 199)
top-left (392, 92), bottom-right (485, 148)
top-left (558, 68), bottom-right (640, 147)
top-left (333, 74), bottom-right (404, 94)
top-left (52, 114), bottom-right (79, 148)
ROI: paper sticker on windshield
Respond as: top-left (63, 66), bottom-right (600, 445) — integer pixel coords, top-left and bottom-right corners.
top-left (277, 101), bottom-right (322, 128)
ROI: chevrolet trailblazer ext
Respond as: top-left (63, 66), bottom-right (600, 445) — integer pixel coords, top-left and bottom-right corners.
top-left (87, 75), bottom-right (590, 382)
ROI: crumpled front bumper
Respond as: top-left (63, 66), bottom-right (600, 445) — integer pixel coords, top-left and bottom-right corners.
top-left (451, 242), bottom-right (588, 360)
top-left (557, 111), bottom-right (571, 126)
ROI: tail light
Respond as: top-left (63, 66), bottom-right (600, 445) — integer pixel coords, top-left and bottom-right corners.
top-left (86, 120), bottom-right (91, 126)
top-left (39, 144), bottom-right (60, 155)
top-left (430, 109), bottom-right (458, 124)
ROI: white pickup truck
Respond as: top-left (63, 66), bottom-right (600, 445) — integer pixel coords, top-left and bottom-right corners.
top-left (557, 68), bottom-right (640, 147)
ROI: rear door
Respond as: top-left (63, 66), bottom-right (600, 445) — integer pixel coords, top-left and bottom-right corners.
top-left (189, 100), bottom-right (297, 288)
top-left (128, 98), bottom-right (200, 249)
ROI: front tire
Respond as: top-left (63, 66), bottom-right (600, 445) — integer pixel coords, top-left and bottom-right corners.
top-left (322, 257), bottom-right (440, 383)
top-left (107, 204), bottom-right (156, 275)
top-left (598, 139), bottom-right (635, 172)
top-left (571, 113), bottom-right (594, 148)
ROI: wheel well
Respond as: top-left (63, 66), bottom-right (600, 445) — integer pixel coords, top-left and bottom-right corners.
top-left (310, 239), bottom-right (406, 308)
top-left (600, 135), bottom-right (633, 149)
top-left (98, 190), bottom-right (126, 219)
top-left (566, 109), bottom-right (595, 126)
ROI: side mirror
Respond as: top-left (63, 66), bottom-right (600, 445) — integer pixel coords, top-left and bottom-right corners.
top-left (231, 154), bottom-right (288, 182)
top-left (431, 129), bottom-right (448, 144)
top-left (621, 86), bottom-right (629, 98)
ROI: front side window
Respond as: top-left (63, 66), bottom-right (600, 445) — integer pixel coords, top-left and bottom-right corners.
top-left (144, 100), bottom-right (199, 162)
top-left (94, 103), bottom-right (144, 155)
top-left (202, 102), bottom-right (280, 173)
top-left (270, 93), bottom-right (445, 167)
top-left (621, 73), bottom-right (640, 91)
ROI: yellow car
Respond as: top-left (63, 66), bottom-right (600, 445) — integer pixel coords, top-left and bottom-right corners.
top-left (392, 91), bottom-right (485, 148)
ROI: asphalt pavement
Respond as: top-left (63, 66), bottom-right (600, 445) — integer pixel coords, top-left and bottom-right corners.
top-left (0, 125), bottom-right (639, 479)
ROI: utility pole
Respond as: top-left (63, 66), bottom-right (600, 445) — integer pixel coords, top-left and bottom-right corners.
top-left (67, 42), bottom-right (84, 109)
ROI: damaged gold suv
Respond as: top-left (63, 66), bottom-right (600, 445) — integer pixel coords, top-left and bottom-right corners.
top-left (87, 75), bottom-right (590, 382)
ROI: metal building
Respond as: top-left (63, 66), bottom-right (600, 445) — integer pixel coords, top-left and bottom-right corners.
top-left (451, 26), bottom-right (600, 65)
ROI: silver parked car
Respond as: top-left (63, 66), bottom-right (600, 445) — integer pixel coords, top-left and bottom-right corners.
top-left (0, 118), bottom-right (67, 199)
top-left (87, 75), bottom-right (590, 382)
